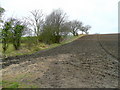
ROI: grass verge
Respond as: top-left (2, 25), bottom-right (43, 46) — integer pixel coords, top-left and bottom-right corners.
top-left (0, 34), bottom-right (85, 58)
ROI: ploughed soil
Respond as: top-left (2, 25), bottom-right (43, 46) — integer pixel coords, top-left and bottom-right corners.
top-left (2, 34), bottom-right (119, 88)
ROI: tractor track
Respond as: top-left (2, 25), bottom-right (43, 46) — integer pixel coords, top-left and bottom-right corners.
top-left (97, 34), bottom-right (118, 61)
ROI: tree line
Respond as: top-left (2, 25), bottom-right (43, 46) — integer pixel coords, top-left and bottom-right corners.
top-left (0, 7), bottom-right (91, 54)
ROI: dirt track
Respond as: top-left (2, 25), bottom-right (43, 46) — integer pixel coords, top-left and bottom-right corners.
top-left (2, 34), bottom-right (119, 88)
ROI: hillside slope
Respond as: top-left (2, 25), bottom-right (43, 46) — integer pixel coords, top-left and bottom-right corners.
top-left (2, 34), bottom-right (118, 88)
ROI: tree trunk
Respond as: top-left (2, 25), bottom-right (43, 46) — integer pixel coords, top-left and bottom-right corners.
top-left (73, 31), bottom-right (76, 36)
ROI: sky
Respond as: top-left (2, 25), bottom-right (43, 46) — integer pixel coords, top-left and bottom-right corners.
top-left (0, 0), bottom-right (119, 34)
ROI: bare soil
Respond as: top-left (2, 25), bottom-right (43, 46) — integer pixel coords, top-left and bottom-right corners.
top-left (2, 34), bottom-right (119, 88)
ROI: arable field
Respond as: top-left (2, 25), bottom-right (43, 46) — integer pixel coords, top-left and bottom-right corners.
top-left (98, 34), bottom-right (118, 59)
top-left (1, 34), bottom-right (119, 88)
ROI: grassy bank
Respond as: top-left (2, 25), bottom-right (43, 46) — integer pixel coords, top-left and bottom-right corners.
top-left (1, 34), bottom-right (85, 58)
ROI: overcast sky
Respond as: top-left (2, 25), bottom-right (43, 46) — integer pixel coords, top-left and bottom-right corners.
top-left (0, 0), bottom-right (119, 34)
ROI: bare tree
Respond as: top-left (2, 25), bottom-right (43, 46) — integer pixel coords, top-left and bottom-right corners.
top-left (25, 10), bottom-right (44, 42)
top-left (21, 17), bottom-right (33, 36)
top-left (84, 25), bottom-right (91, 34)
top-left (61, 22), bottom-right (71, 36)
top-left (69, 20), bottom-right (83, 36)
top-left (43, 9), bottom-right (67, 43)
top-left (31, 10), bottom-right (44, 36)
top-left (80, 26), bottom-right (85, 34)
top-left (80, 25), bottom-right (91, 34)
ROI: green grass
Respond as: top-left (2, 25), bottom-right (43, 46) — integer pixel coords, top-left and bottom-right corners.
top-left (1, 34), bottom-right (85, 58)
top-left (1, 81), bottom-right (38, 88)
top-left (1, 81), bottom-right (19, 88)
